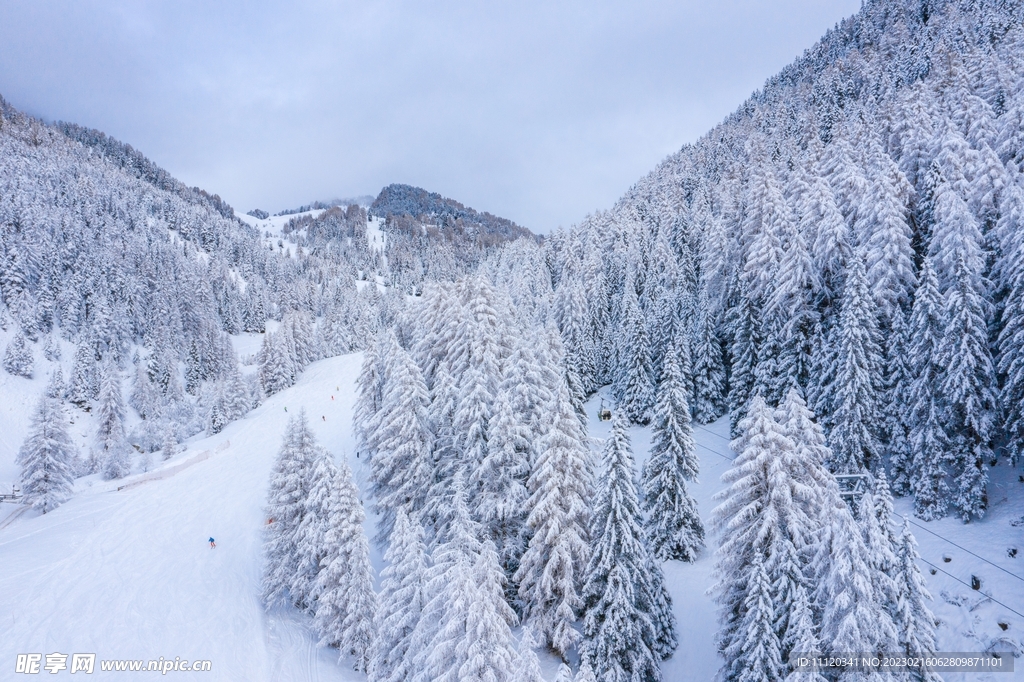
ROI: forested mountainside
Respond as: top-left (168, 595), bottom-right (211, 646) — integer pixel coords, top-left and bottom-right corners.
top-left (0, 97), bottom-right (530, 453)
top-left (547, 0), bottom-right (1024, 523)
top-left (371, 183), bottom-right (535, 244)
top-left (276, 183), bottom-right (539, 293)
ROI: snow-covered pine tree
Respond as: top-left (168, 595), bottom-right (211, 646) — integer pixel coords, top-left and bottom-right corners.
top-left (553, 661), bottom-right (574, 682)
top-left (129, 360), bottom-right (161, 421)
top-left (206, 383), bottom-right (228, 436)
top-left (17, 393), bottom-right (77, 512)
top-left (513, 626), bottom-right (545, 682)
top-left (556, 274), bottom-right (597, 395)
top-left (370, 509), bottom-right (429, 682)
top-left (857, 484), bottom-right (900, 654)
top-left (414, 479), bottom-right (517, 682)
top-left (262, 411), bottom-right (320, 608)
top-left (461, 538), bottom-right (520, 681)
top-left (516, 378), bottom-right (592, 656)
top-left (906, 259), bottom-right (949, 520)
top-left (726, 283), bottom-right (759, 435)
top-left (292, 450), bottom-right (337, 611)
top-left (582, 413), bottom-right (675, 682)
top-left (45, 367), bottom-right (64, 400)
top-left (575, 658), bottom-right (598, 682)
top-left (782, 583), bottom-right (827, 682)
top-left (617, 280), bottom-right (656, 424)
top-left (642, 343), bottom-right (704, 562)
top-left (353, 333), bottom-right (390, 461)
top-left (761, 191), bottom-right (817, 407)
top-left (997, 181), bottom-right (1024, 466)
top-left (258, 330), bottom-right (295, 396)
top-left (161, 426), bottom-right (177, 461)
top-left (96, 360), bottom-right (131, 480)
top-left (3, 329), bottom-right (33, 378)
top-left (370, 343), bottom-right (433, 545)
top-left (893, 517), bottom-right (940, 677)
top-left (185, 338), bottom-right (203, 396)
top-left (826, 251), bottom-right (882, 473)
top-left (219, 361), bottom-right (251, 423)
top-left (691, 288), bottom-right (726, 424)
top-left (42, 334), bottom-right (61, 362)
top-left (733, 552), bottom-right (783, 682)
top-left (69, 344), bottom-right (98, 407)
top-left (815, 499), bottom-right (897, 671)
top-left (863, 136), bottom-right (916, 323)
top-left (939, 255), bottom-right (995, 521)
top-left (715, 391), bottom-right (835, 679)
top-left (473, 379), bottom-right (530, 589)
top-left (883, 307), bottom-right (915, 496)
top-left (454, 362), bottom-right (495, 509)
top-left (313, 453), bottom-right (377, 670)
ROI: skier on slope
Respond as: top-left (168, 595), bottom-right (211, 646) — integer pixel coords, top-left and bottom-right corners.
top-left (209, 537), bottom-right (216, 549)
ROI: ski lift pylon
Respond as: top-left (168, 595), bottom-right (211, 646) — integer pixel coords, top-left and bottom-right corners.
top-left (834, 472), bottom-right (873, 509)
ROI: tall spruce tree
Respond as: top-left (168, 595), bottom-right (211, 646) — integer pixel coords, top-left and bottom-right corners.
top-left (939, 255), bottom-right (995, 521)
top-left (262, 412), bottom-right (320, 608)
top-left (715, 394), bottom-right (836, 681)
top-left (642, 343), bottom-right (704, 562)
top-left (413, 479), bottom-right (517, 682)
top-left (907, 259), bottom-right (949, 520)
top-left (312, 453), bottom-right (377, 670)
top-left (515, 379), bottom-right (592, 656)
top-left (370, 344), bottom-right (433, 545)
top-left (826, 252), bottom-right (882, 473)
top-left (3, 329), bottom-right (33, 378)
top-left (617, 281), bottom-right (656, 424)
top-left (96, 360), bottom-right (131, 480)
top-left (370, 509), bottom-right (429, 682)
top-left (883, 308), bottom-right (915, 496)
top-left (733, 553), bottom-right (783, 682)
top-left (691, 288), bottom-right (727, 424)
top-left (893, 518), bottom-right (941, 681)
top-left (815, 500), bottom-right (897, 671)
top-left (17, 393), bottom-right (78, 512)
top-left (582, 413), bottom-right (676, 682)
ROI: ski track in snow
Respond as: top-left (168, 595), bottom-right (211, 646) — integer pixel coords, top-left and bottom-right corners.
top-left (0, 355), bottom-right (366, 682)
top-left (3, 357), bottom-right (1024, 680)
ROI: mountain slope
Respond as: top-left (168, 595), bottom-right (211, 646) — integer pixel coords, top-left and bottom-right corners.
top-left (0, 354), bottom-right (366, 681)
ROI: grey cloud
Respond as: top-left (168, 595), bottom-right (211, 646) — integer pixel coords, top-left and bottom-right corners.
top-left (0, 0), bottom-right (861, 232)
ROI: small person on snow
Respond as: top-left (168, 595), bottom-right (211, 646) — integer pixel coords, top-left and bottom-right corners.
top-left (284, 406), bottom-right (287, 412)
top-left (322, 415), bottom-right (326, 421)
top-left (209, 537), bottom-right (216, 549)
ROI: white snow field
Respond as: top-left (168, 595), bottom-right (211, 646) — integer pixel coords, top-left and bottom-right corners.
top-left (0, 355), bottom-right (368, 681)
top-left (3, 354), bottom-right (1024, 680)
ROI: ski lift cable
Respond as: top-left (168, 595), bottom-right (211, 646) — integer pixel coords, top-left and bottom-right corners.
top-left (907, 518), bottom-right (1024, 585)
top-left (688, 420), bottom-right (1024, 588)
top-left (693, 439), bottom-right (736, 462)
top-left (693, 423), bottom-right (733, 443)
top-left (915, 555), bottom-right (1024, 620)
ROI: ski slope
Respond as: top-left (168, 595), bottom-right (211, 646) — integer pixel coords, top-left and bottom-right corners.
top-left (0, 355), bottom-right (368, 681)
top-left (3, 355), bottom-right (1024, 680)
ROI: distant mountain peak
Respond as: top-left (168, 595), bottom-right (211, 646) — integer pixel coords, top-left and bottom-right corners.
top-left (370, 184), bottom-right (537, 243)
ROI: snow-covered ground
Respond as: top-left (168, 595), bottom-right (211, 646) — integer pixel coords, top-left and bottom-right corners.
top-left (3, 354), bottom-right (1024, 680)
top-left (0, 354), bottom-right (367, 681)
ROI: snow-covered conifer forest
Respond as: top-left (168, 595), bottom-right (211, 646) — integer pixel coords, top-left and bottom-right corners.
top-left (4, 0), bottom-right (1024, 679)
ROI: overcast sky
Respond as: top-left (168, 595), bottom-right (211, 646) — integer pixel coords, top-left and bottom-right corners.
top-left (0, 0), bottom-right (861, 233)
